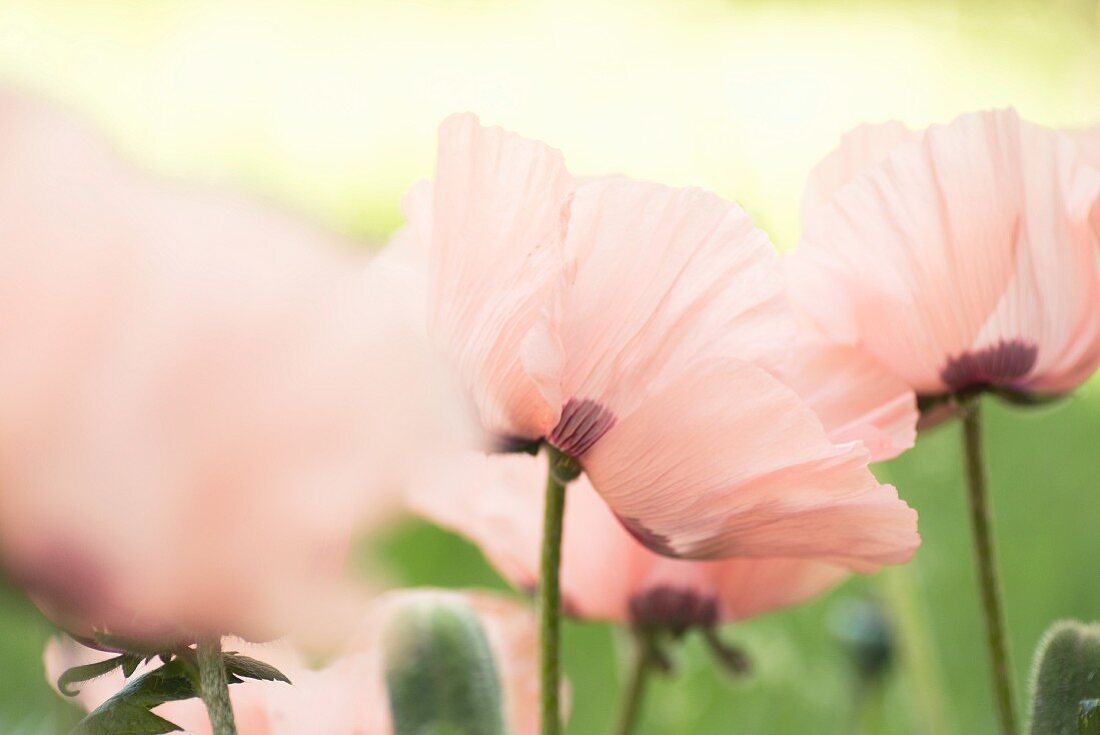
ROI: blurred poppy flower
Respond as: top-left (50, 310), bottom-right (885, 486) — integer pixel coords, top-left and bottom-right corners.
top-left (0, 89), bottom-right (461, 641)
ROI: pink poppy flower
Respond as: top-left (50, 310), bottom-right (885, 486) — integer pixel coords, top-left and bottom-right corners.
top-left (401, 114), bottom-right (918, 566)
top-left (788, 109), bottom-right (1100, 403)
top-left (407, 340), bottom-right (914, 627)
top-left (45, 590), bottom-right (544, 735)
top-left (0, 89), bottom-right (459, 641)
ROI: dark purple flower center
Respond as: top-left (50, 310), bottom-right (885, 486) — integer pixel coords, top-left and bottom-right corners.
top-left (491, 434), bottom-right (542, 455)
top-left (629, 586), bottom-right (719, 633)
top-left (618, 516), bottom-right (677, 556)
top-left (547, 398), bottom-right (616, 458)
top-left (940, 339), bottom-right (1038, 393)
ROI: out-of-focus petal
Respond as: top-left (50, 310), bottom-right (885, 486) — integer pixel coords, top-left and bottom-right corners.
top-left (581, 360), bottom-right (919, 568)
top-left (1069, 124), bottom-right (1100, 170)
top-left (0, 89), bottom-right (462, 640)
top-left (790, 109), bottom-right (1100, 395)
top-left (365, 180), bottom-right (434, 335)
top-left (428, 113), bottom-right (572, 442)
top-left (407, 452), bottom-right (545, 592)
top-left (407, 453), bottom-right (639, 621)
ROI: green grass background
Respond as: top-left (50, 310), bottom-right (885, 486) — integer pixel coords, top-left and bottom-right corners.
top-left (1, 1), bottom-right (1099, 732)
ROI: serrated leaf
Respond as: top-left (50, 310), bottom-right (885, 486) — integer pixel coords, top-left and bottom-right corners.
top-left (121, 654), bottom-right (142, 678)
top-left (70, 659), bottom-right (196, 735)
top-left (72, 706), bottom-right (182, 735)
top-left (223, 653), bottom-right (292, 685)
top-left (58, 655), bottom-right (128, 697)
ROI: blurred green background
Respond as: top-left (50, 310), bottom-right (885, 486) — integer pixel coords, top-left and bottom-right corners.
top-left (1, 1), bottom-right (1099, 733)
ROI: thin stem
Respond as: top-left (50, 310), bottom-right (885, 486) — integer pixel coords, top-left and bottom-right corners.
top-left (615, 633), bottom-right (657, 735)
top-left (196, 636), bottom-right (237, 735)
top-left (960, 396), bottom-right (1018, 735)
top-left (879, 566), bottom-right (954, 735)
top-left (847, 677), bottom-right (886, 735)
top-left (539, 458), bottom-right (568, 735)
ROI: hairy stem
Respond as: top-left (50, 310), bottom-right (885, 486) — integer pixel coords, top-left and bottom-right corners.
top-left (960, 397), bottom-right (1017, 735)
top-left (196, 636), bottom-right (237, 735)
top-left (539, 456), bottom-right (568, 735)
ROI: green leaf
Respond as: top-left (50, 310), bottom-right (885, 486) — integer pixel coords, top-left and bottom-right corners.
top-left (68, 647), bottom-right (293, 734)
top-left (1028, 620), bottom-right (1100, 735)
top-left (121, 655), bottom-right (142, 679)
top-left (223, 653), bottom-right (292, 685)
top-left (384, 596), bottom-right (506, 735)
top-left (58, 655), bottom-right (129, 697)
top-left (70, 659), bottom-right (196, 735)
top-left (73, 707), bottom-right (182, 735)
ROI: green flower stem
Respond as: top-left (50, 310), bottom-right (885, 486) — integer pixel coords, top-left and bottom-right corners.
top-left (960, 396), bottom-right (1018, 735)
top-left (614, 633), bottom-right (658, 735)
top-left (539, 451), bottom-right (570, 735)
top-left (196, 636), bottom-right (237, 735)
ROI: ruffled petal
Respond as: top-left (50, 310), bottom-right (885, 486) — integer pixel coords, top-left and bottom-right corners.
top-left (554, 178), bottom-right (793, 431)
top-left (581, 360), bottom-right (919, 568)
top-left (408, 453), bottom-right (847, 624)
top-left (970, 123), bottom-right (1100, 393)
top-left (791, 109), bottom-right (1100, 395)
top-left (427, 114), bottom-right (572, 442)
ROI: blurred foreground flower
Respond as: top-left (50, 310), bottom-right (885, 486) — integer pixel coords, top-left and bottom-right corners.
top-left (0, 88), bottom-right (465, 643)
top-left (46, 590), bottom-right (542, 734)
